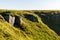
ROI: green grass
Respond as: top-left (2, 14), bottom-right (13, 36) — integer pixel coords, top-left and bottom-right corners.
top-left (0, 10), bottom-right (60, 40)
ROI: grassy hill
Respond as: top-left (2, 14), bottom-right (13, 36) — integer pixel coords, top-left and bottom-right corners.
top-left (0, 10), bottom-right (60, 40)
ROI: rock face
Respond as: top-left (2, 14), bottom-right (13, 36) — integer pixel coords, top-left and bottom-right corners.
top-left (1, 12), bottom-right (9, 22)
top-left (9, 16), bottom-right (15, 25)
top-left (14, 16), bottom-right (20, 27)
top-left (4, 16), bottom-right (9, 22)
top-left (51, 14), bottom-right (60, 24)
top-left (34, 11), bottom-right (60, 35)
top-left (24, 14), bottom-right (38, 22)
top-left (3, 15), bottom-right (15, 25)
top-left (1, 14), bottom-right (21, 27)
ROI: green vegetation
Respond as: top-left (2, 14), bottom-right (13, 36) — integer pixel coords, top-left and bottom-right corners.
top-left (0, 10), bottom-right (60, 40)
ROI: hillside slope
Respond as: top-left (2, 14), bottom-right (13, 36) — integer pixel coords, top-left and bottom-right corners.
top-left (0, 10), bottom-right (60, 40)
top-left (34, 11), bottom-right (60, 35)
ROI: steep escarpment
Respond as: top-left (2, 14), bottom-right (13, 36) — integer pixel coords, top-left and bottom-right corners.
top-left (0, 10), bottom-right (60, 40)
top-left (34, 11), bottom-right (60, 35)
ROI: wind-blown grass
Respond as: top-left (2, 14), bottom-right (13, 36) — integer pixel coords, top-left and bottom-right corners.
top-left (0, 10), bottom-right (60, 40)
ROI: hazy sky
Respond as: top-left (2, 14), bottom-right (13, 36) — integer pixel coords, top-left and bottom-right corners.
top-left (0, 0), bottom-right (60, 10)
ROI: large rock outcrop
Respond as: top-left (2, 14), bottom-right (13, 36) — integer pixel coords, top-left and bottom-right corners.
top-left (34, 11), bottom-right (60, 35)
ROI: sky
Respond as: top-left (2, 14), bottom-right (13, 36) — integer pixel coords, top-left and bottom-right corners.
top-left (0, 0), bottom-right (60, 10)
